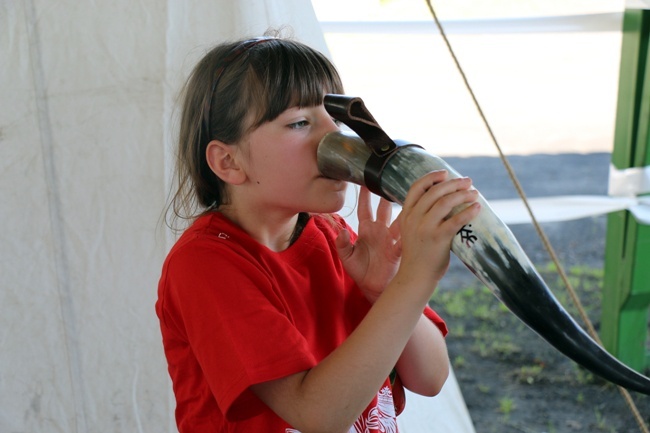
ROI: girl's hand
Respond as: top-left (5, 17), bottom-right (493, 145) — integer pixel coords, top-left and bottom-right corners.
top-left (396, 170), bottom-right (480, 286)
top-left (336, 187), bottom-right (401, 303)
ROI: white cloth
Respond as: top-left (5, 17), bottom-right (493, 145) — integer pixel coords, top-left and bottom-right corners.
top-left (488, 195), bottom-right (650, 225)
top-left (398, 369), bottom-right (476, 433)
top-left (0, 1), bottom-right (325, 431)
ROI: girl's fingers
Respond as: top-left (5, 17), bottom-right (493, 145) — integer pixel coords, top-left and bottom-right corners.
top-left (436, 187), bottom-right (479, 219)
top-left (444, 200), bottom-right (481, 228)
top-left (358, 187), bottom-right (393, 227)
top-left (402, 170), bottom-right (449, 212)
top-left (405, 174), bottom-right (475, 220)
top-left (357, 186), bottom-right (373, 223)
top-left (398, 172), bottom-right (480, 244)
top-left (376, 197), bottom-right (392, 225)
top-left (388, 214), bottom-right (401, 239)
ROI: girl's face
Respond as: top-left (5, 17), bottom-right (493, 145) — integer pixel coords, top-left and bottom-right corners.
top-left (237, 103), bottom-right (347, 217)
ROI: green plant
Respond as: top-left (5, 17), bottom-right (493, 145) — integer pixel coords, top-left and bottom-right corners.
top-left (492, 340), bottom-right (521, 358)
top-left (473, 304), bottom-right (493, 320)
top-left (473, 341), bottom-right (489, 357)
top-left (435, 287), bottom-right (476, 317)
top-left (515, 364), bottom-right (544, 384)
top-left (453, 355), bottom-right (466, 369)
top-left (450, 323), bottom-right (466, 337)
top-left (498, 396), bottom-right (516, 417)
top-left (572, 364), bottom-right (595, 386)
top-left (593, 407), bottom-right (614, 431)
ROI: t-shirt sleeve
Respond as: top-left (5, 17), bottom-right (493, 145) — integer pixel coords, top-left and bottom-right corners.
top-left (161, 238), bottom-right (316, 420)
top-left (424, 305), bottom-right (448, 337)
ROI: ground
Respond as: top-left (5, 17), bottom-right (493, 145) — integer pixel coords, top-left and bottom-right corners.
top-left (431, 153), bottom-right (650, 433)
top-left (437, 257), bottom-right (650, 433)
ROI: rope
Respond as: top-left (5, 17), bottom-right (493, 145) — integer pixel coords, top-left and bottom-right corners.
top-left (423, 1), bottom-right (650, 431)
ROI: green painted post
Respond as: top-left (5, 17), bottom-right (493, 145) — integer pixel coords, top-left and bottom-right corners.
top-left (601, 8), bottom-right (650, 373)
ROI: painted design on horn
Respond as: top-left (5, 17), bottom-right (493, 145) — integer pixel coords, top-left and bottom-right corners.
top-left (318, 94), bottom-right (650, 395)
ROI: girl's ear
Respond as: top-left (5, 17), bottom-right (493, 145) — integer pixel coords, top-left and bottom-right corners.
top-left (206, 140), bottom-right (246, 185)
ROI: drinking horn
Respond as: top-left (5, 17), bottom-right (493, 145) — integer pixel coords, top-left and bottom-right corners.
top-left (318, 94), bottom-right (650, 395)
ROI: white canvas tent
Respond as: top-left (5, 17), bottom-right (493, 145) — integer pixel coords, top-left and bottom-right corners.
top-left (1, 0), bottom-right (474, 431)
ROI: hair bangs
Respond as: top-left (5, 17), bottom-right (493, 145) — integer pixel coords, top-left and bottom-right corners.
top-left (248, 40), bottom-right (344, 128)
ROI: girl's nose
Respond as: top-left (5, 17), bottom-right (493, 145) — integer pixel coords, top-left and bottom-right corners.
top-left (319, 107), bottom-right (341, 133)
top-left (325, 117), bottom-right (341, 133)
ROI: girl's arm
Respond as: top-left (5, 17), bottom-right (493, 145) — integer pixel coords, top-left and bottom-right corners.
top-left (395, 313), bottom-right (449, 396)
top-left (251, 171), bottom-right (480, 433)
top-left (336, 181), bottom-right (452, 396)
top-left (251, 275), bottom-right (436, 432)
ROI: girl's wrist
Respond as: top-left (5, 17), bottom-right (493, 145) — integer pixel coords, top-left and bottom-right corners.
top-left (368, 271), bottom-right (440, 310)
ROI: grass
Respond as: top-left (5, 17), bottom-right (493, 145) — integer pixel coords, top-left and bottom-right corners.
top-left (431, 261), bottom-right (647, 432)
top-left (436, 262), bottom-right (606, 351)
top-left (498, 396), bottom-right (516, 416)
top-left (514, 364), bottom-right (544, 385)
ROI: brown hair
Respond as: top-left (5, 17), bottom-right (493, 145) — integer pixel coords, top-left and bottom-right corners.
top-left (165, 36), bottom-right (344, 231)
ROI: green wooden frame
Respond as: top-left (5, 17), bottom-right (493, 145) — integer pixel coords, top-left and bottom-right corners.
top-left (601, 8), bottom-right (650, 373)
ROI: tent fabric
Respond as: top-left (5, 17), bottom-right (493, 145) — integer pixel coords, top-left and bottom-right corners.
top-left (0, 1), bottom-right (474, 431)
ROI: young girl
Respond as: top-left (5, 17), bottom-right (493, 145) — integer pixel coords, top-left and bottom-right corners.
top-left (156, 35), bottom-right (480, 432)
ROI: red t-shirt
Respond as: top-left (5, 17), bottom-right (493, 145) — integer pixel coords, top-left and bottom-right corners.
top-left (156, 212), bottom-right (447, 432)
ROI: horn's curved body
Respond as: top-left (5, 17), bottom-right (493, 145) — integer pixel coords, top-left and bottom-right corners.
top-left (318, 130), bottom-right (650, 395)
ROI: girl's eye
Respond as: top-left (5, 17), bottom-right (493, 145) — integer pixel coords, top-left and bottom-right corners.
top-left (288, 120), bottom-right (309, 129)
